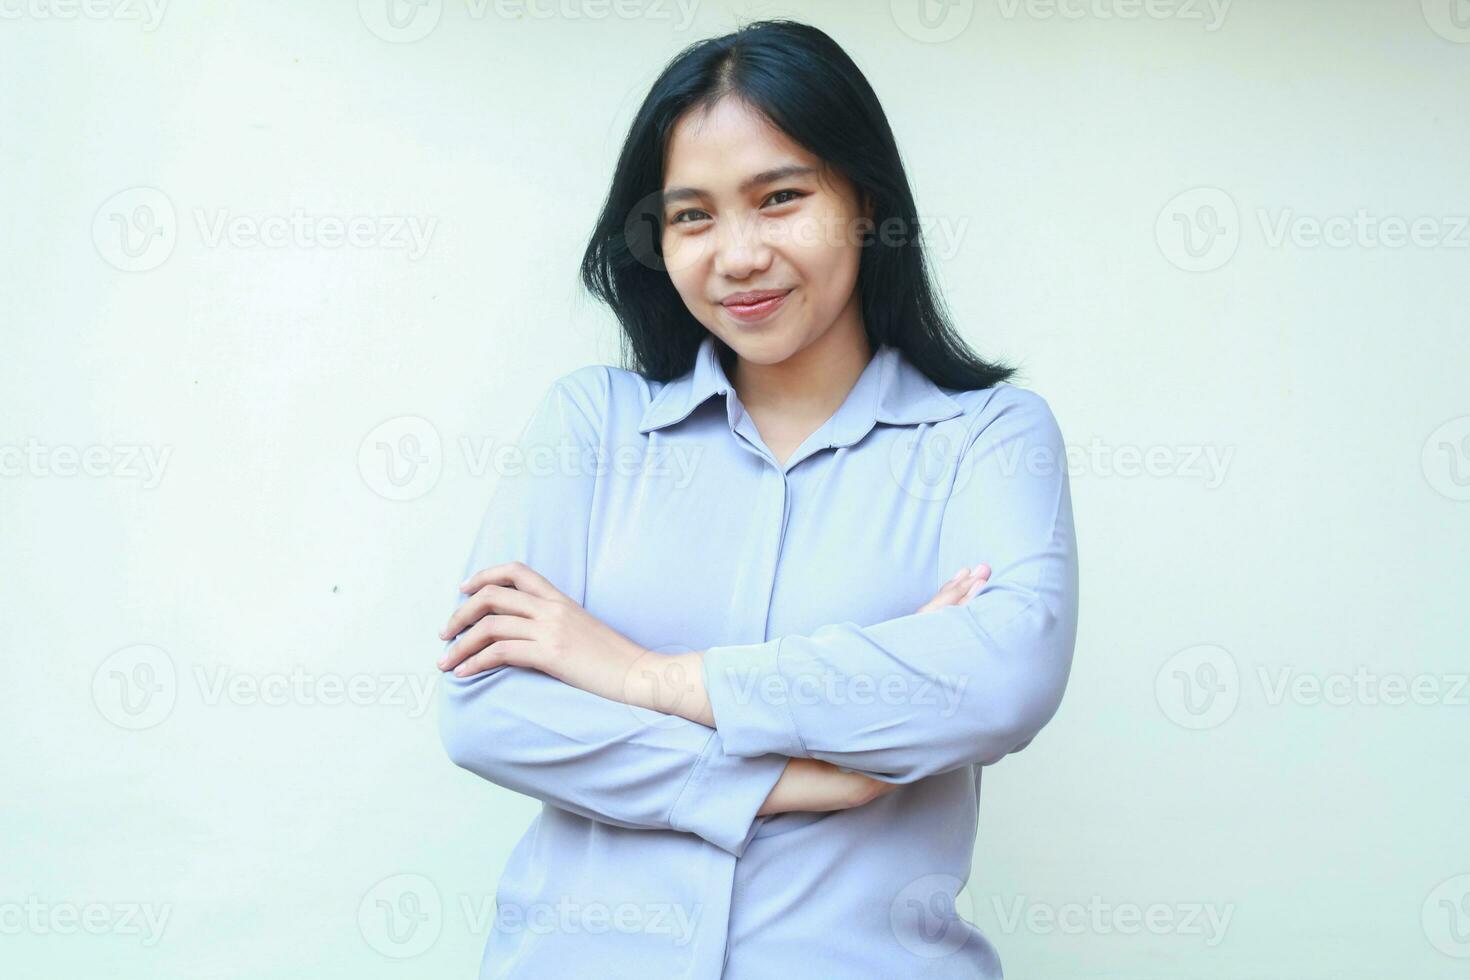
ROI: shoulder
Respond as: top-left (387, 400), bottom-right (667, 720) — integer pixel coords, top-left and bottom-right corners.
top-left (555, 361), bottom-right (673, 418)
top-left (541, 362), bottom-right (660, 438)
top-left (545, 364), bottom-right (612, 419)
top-left (947, 381), bottom-right (1066, 449)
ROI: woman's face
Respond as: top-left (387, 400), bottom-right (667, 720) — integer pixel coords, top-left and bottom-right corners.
top-left (658, 96), bottom-right (870, 366)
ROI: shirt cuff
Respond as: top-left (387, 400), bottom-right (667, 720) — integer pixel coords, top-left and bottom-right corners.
top-left (667, 730), bottom-right (787, 857)
top-left (701, 638), bottom-right (805, 759)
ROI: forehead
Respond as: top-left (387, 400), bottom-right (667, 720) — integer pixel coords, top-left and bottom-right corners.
top-left (662, 97), bottom-right (814, 185)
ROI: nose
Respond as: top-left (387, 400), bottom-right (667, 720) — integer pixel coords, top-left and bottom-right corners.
top-left (711, 210), bottom-right (773, 280)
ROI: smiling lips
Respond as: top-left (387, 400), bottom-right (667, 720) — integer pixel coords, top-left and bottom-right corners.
top-left (721, 288), bottom-right (793, 322)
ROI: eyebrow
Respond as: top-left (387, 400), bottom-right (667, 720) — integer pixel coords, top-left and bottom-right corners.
top-left (660, 165), bottom-right (817, 208)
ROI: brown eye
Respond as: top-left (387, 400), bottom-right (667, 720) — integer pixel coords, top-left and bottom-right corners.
top-left (763, 190), bottom-right (804, 207)
top-left (670, 209), bottom-right (709, 225)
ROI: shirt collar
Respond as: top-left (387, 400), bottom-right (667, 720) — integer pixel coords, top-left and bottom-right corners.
top-left (637, 334), bottom-right (964, 448)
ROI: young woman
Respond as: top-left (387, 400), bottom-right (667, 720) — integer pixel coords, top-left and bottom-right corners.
top-left (436, 19), bottom-right (1078, 980)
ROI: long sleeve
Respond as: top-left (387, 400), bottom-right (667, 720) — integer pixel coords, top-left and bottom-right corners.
top-left (700, 385), bottom-right (1079, 784)
top-left (437, 367), bottom-right (787, 857)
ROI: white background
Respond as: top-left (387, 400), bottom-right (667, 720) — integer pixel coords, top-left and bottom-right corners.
top-left (2, 1), bottom-right (1467, 976)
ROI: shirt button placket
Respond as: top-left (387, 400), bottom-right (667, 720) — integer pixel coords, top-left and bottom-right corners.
top-left (759, 464), bottom-right (791, 644)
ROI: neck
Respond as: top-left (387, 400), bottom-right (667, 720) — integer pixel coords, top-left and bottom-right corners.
top-left (728, 321), bottom-right (874, 425)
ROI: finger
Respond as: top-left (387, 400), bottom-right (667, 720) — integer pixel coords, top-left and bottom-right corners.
top-left (916, 587), bottom-right (963, 615)
top-left (915, 567), bottom-right (977, 614)
top-left (459, 561), bottom-right (562, 601)
top-left (453, 639), bottom-right (539, 677)
top-left (963, 563), bottom-right (992, 600)
top-left (440, 614), bottom-right (536, 671)
top-left (441, 615), bottom-right (530, 672)
top-left (938, 567), bottom-right (977, 598)
top-left (934, 568), bottom-right (970, 598)
top-left (440, 583), bottom-right (538, 640)
top-left (440, 587), bottom-right (501, 642)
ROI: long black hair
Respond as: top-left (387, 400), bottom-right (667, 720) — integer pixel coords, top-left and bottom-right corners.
top-left (578, 18), bottom-right (1016, 391)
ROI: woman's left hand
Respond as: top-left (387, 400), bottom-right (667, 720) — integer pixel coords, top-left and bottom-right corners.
top-left (913, 563), bottom-right (990, 614)
top-left (438, 561), bottom-right (648, 680)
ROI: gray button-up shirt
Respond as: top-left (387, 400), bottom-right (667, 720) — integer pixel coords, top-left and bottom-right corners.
top-left (439, 333), bottom-right (1079, 978)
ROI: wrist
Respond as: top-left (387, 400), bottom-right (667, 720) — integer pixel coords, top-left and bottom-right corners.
top-left (621, 646), bottom-right (665, 712)
top-left (672, 651), bottom-right (714, 726)
top-left (626, 650), bottom-right (713, 726)
top-left (538, 635), bottom-right (647, 707)
top-left (756, 758), bottom-right (796, 816)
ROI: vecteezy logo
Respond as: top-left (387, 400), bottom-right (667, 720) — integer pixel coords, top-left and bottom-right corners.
top-left (358, 873), bottom-right (442, 958)
top-left (92, 644), bottom-right (178, 730)
top-left (1422, 415), bottom-right (1470, 501)
top-left (359, 0), bottom-right (442, 43)
top-left (890, 0), bottom-right (975, 43)
top-left (1423, 874), bottom-right (1470, 958)
top-left (358, 416), bottom-right (443, 501)
top-left (622, 189), bottom-right (707, 275)
top-left (93, 187), bottom-right (177, 272)
top-left (890, 873), bottom-right (976, 958)
top-left (622, 642), bottom-right (701, 731)
top-left (1422, 0), bottom-right (1470, 43)
top-left (1155, 643), bottom-right (1239, 730)
top-left (1156, 187), bottom-right (1240, 272)
top-left (888, 425), bottom-right (974, 502)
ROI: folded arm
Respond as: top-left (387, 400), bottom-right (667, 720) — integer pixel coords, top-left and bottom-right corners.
top-left (694, 385), bottom-right (1080, 783)
top-left (436, 368), bottom-right (787, 857)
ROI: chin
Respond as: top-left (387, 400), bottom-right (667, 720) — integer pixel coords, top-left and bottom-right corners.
top-left (717, 327), bottom-right (804, 364)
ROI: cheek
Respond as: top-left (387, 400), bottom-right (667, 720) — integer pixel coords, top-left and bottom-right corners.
top-left (662, 246), bottom-right (722, 330)
top-left (783, 210), bottom-right (849, 258)
top-left (782, 206), bottom-right (859, 269)
top-left (781, 221), bottom-right (860, 310)
top-left (662, 243), bottom-right (710, 306)
top-left (661, 230), bottom-right (713, 285)
top-left (665, 264), bottom-right (695, 304)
